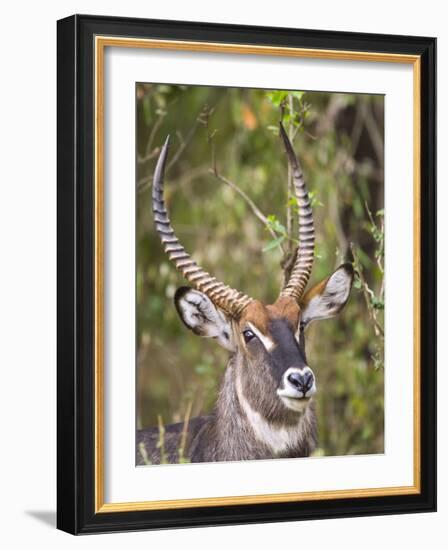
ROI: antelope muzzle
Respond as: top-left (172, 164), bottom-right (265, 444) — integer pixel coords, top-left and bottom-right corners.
top-left (277, 365), bottom-right (317, 411)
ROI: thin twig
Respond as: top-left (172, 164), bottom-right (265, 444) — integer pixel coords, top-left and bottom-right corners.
top-left (330, 186), bottom-right (349, 260)
top-left (209, 169), bottom-right (280, 245)
top-left (165, 117), bottom-right (202, 171)
top-left (281, 249), bottom-right (297, 285)
top-left (350, 100), bottom-right (364, 158)
top-left (178, 400), bottom-right (193, 463)
top-left (156, 415), bottom-right (168, 464)
top-left (138, 441), bottom-right (151, 465)
top-left (350, 243), bottom-right (384, 337)
top-left (137, 108), bottom-right (204, 193)
top-left (137, 148), bottom-right (161, 165)
top-left (142, 112), bottom-right (165, 161)
top-left (361, 98), bottom-right (384, 167)
top-left (364, 200), bottom-right (384, 275)
top-left (316, 94), bottom-right (347, 136)
top-left (204, 108), bottom-right (286, 254)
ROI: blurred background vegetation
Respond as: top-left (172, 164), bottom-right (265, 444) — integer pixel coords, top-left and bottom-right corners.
top-left (136, 83), bottom-right (384, 457)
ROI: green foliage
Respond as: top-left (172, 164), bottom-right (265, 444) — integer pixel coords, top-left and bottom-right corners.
top-left (262, 214), bottom-right (294, 252)
top-left (136, 84), bottom-right (385, 458)
top-left (351, 206), bottom-right (385, 375)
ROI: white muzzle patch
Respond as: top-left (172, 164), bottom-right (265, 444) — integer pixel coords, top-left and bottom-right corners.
top-left (277, 367), bottom-right (316, 411)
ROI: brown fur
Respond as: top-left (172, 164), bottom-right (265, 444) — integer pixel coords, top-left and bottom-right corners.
top-left (301, 276), bottom-right (330, 305)
top-left (239, 296), bottom-right (301, 336)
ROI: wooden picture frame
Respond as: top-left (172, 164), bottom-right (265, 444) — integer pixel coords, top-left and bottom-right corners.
top-left (57, 14), bottom-right (436, 534)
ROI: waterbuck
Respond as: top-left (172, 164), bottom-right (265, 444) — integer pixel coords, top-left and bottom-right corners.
top-left (137, 124), bottom-right (353, 465)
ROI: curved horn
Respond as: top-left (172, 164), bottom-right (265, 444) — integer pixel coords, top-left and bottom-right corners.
top-left (279, 123), bottom-right (315, 302)
top-left (152, 136), bottom-right (253, 318)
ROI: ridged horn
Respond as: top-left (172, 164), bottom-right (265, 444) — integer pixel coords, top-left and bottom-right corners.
top-left (279, 123), bottom-right (315, 302)
top-left (152, 136), bottom-right (253, 318)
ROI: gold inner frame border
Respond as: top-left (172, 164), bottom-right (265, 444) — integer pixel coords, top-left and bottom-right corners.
top-left (94, 35), bottom-right (421, 513)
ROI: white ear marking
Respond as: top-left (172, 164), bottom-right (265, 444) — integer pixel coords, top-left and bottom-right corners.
top-left (301, 264), bottom-right (353, 326)
top-left (174, 288), bottom-right (235, 351)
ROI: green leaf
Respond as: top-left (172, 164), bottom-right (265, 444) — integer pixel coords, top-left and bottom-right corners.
top-left (266, 90), bottom-right (289, 107)
top-left (308, 190), bottom-right (324, 208)
top-left (262, 236), bottom-right (285, 252)
top-left (266, 214), bottom-right (287, 235)
top-left (290, 91), bottom-right (305, 101)
top-left (371, 296), bottom-right (384, 310)
top-left (287, 196), bottom-right (298, 208)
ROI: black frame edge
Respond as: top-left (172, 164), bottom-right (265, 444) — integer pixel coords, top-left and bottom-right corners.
top-left (419, 37), bottom-right (437, 514)
top-left (57, 14), bottom-right (78, 534)
top-left (57, 14), bottom-right (437, 535)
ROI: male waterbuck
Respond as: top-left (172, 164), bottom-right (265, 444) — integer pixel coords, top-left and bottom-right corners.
top-left (137, 124), bottom-right (354, 465)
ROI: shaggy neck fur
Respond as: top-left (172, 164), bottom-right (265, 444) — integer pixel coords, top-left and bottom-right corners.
top-left (190, 353), bottom-right (317, 463)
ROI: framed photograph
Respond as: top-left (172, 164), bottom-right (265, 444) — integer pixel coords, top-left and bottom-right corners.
top-left (57, 14), bottom-right (436, 534)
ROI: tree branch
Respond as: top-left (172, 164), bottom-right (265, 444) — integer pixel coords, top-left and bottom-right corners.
top-left (208, 169), bottom-right (281, 246)
top-left (145, 113), bottom-right (165, 158)
top-left (362, 98), bottom-right (384, 168)
top-left (137, 109), bottom-right (204, 193)
top-left (350, 243), bottom-right (384, 338)
top-left (204, 109), bottom-right (286, 254)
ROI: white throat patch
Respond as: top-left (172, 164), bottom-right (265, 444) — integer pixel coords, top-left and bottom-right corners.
top-left (236, 376), bottom-right (305, 454)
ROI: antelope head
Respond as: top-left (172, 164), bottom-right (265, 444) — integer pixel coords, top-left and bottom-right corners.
top-left (152, 124), bottom-right (353, 421)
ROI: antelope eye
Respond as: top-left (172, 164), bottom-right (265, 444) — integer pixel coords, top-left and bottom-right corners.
top-left (243, 329), bottom-right (256, 343)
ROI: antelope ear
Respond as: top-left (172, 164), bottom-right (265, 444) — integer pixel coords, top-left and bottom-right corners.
top-left (300, 264), bottom-right (354, 327)
top-left (174, 287), bottom-right (236, 351)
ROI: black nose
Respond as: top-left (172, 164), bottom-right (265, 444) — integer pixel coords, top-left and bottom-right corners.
top-left (287, 370), bottom-right (314, 393)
